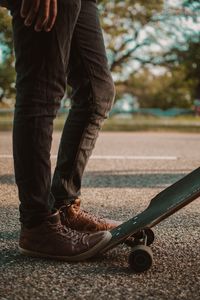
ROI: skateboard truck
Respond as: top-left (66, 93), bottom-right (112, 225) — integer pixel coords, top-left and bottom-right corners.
top-left (125, 228), bottom-right (155, 247)
top-left (125, 228), bottom-right (155, 272)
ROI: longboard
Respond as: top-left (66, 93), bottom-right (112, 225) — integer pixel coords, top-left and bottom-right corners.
top-left (100, 167), bottom-right (200, 272)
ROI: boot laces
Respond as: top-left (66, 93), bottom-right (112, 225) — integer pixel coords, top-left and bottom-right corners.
top-left (54, 223), bottom-right (88, 244)
top-left (78, 209), bottom-right (106, 225)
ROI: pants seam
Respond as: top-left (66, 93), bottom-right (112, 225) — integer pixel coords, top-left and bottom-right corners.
top-left (66, 37), bottom-right (96, 188)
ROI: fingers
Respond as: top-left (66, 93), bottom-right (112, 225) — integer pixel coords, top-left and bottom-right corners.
top-left (44, 0), bottom-right (57, 32)
top-left (20, 0), bottom-right (32, 18)
top-left (20, 0), bottom-right (57, 32)
top-left (34, 0), bottom-right (50, 32)
top-left (24, 1), bottom-right (40, 26)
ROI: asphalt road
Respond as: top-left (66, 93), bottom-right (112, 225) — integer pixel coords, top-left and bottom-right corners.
top-left (0, 131), bottom-right (200, 300)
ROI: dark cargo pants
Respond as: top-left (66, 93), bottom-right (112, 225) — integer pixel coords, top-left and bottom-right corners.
top-left (8, 0), bottom-right (115, 227)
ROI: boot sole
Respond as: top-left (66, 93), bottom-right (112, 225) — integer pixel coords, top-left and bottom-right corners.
top-left (18, 231), bottom-right (111, 261)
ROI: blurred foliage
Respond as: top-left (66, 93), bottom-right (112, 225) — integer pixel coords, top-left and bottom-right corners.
top-left (98, 0), bottom-right (164, 73)
top-left (0, 1), bottom-right (199, 109)
top-left (98, 0), bottom-right (200, 108)
top-left (168, 36), bottom-right (200, 101)
top-left (0, 8), bottom-right (15, 105)
top-left (125, 68), bottom-right (196, 109)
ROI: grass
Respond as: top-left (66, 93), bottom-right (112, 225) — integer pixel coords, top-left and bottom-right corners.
top-left (1, 113), bottom-right (200, 132)
top-left (102, 115), bottom-right (200, 132)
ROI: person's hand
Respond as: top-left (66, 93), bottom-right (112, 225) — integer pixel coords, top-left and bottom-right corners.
top-left (20, 0), bottom-right (57, 32)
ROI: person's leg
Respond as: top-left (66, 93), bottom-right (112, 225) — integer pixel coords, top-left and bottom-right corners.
top-left (51, 0), bottom-right (115, 208)
top-left (51, 0), bottom-right (120, 231)
top-left (7, 0), bottom-right (111, 260)
top-left (9, 0), bottom-right (81, 227)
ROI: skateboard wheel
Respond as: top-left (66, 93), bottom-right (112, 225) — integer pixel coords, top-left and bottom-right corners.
top-left (128, 245), bottom-right (153, 273)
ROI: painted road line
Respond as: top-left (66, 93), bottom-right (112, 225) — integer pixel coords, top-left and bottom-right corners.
top-left (0, 154), bottom-right (177, 160)
top-left (89, 155), bottom-right (177, 160)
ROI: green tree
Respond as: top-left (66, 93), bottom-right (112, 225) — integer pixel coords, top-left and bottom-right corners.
top-left (97, 0), bottom-right (199, 108)
top-left (167, 37), bottom-right (200, 101)
top-left (126, 68), bottom-right (195, 109)
top-left (0, 7), bottom-right (15, 106)
top-left (98, 0), bottom-right (164, 75)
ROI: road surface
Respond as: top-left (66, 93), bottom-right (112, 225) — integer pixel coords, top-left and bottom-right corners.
top-left (0, 131), bottom-right (200, 299)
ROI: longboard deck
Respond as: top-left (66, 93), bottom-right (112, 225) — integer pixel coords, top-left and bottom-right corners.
top-left (101, 167), bottom-right (200, 253)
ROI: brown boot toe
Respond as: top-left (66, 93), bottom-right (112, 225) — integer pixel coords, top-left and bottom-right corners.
top-left (19, 210), bottom-right (111, 261)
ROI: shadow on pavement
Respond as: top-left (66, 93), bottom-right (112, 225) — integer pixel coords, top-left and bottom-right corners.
top-left (0, 240), bottom-right (198, 277)
top-left (0, 230), bottom-right (19, 241)
top-left (0, 248), bottom-right (45, 268)
top-left (0, 172), bottom-right (187, 188)
top-left (82, 171), bottom-right (187, 188)
top-left (0, 174), bottom-right (15, 185)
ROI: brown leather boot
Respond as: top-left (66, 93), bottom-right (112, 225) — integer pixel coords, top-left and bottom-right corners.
top-left (18, 210), bottom-right (111, 261)
top-left (59, 199), bottom-right (121, 232)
